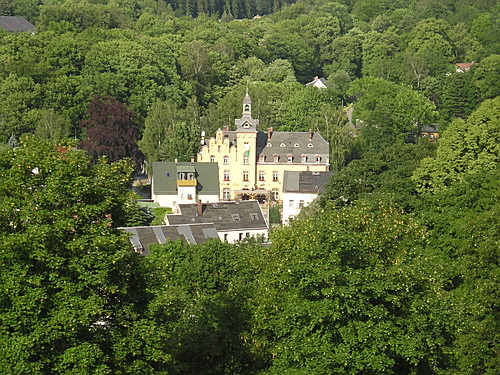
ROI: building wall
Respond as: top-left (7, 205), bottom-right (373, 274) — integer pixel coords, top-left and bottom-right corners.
top-left (282, 192), bottom-right (319, 225)
top-left (153, 193), bottom-right (219, 209)
top-left (218, 228), bottom-right (268, 244)
top-left (199, 130), bottom-right (329, 201)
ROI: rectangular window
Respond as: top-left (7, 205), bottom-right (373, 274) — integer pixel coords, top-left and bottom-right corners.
top-left (289, 200), bottom-right (294, 208)
top-left (272, 188), bottom-right (279, 201)
top-left (224, 170), bottom-right (230, 181)
top-left (232, 214), bottom-right (240, 221)
top-left (259, 171), bottom-right (265, 181)
top-left (273, 171), bottom-right (279, 182)
top-left (243, 171), bottom-right (249, 181)
top-left (299, 200), bottom-right (304, 208)
top-left (223, 156), bottom-right (228, 165)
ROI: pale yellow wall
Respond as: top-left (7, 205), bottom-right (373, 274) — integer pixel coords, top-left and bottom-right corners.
top-left (199, 129), bottom-right (329, 202)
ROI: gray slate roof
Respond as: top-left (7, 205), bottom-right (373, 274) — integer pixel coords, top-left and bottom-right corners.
top-left (166, 200), bottom-right (268, 232)
top-left (0, 16), bottom-right (35, 32)
top-left (222, 130), bottom-right (329, 163)
top-left (119, 223), bottom-right (218, 255)
top-left (283, 171), bottom-right (336, 194)
top-left (258, 131), bottom-right (329, 163)
top-left (152, 161), bottom-right (219, 195)
top-left (421, 123), bottom-right (440, 133)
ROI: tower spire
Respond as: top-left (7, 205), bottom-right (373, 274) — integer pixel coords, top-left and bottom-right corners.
top-left (243, 87), bottom-right (252, 115)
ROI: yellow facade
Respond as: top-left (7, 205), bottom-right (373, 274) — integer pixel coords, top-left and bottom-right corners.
top-left (198, 92), bottom-right (330, 202)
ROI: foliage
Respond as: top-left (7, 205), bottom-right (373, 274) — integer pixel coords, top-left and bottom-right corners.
top-left (150, 206), bottom-right (172, 226)
top-left (321, 141), bottom-right (437, 212)
top-left (252, 201), bottom-right (452, 374)
top-left (0, 135), bottom-right (152, 373)
top-left (413, 96), bottom-right (500, 194)
top-left (144, 239), bottom-right (265, 374)
top-left (268, 203), bottom-right (281, 224)
top-left (79, 95), bottom-right (143, 170)
top-left (349, 77), bottom-right (437, 151)
top-left (415, 167), bottom-right (500, 375)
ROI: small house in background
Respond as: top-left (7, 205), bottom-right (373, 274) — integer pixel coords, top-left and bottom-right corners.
top-left (455, 62), bottom-right (475, 73)
top-left (421, 124), bottom-right (440, 140)
top-left (305, 76), bottom-right (328, 89)
top-left (282, 171), bottom-right (336, 225)
top-left (119, 223), bottom-right (219, 255)
top-left (0, 16), bottom-right (35, 33)
top-left (151, 161), bottom-right (220, 209)
top-left (165, 200), bottom-right (268, 243)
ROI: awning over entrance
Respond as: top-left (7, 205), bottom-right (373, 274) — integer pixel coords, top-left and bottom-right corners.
top-left (234, 189), bottom-right (270, 200)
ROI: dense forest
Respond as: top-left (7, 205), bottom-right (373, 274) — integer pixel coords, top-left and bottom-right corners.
top-left (1, 0), bottom-right (500, 373)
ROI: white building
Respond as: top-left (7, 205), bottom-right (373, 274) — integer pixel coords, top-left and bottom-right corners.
top-left (165, 200), bottom-right (268, 243)
top-left (151, 161), bottom-right (220, 209)
top-left (282, 170), bottom-right (335, 224)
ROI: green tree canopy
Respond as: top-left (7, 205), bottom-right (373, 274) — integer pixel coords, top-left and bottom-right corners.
top-left (0, 135), bottom-right (151, 373)
top-left (413, 96), bottom-right (500, 194)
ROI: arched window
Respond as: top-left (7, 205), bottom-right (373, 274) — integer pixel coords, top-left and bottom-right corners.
top-left (287, 154), bottom-right (293, 163)
top-left (223, 156), bottom-right (229, 165)
top-left (272, 188), bottom-right (279, 201)
top-left (315, 155), bottom-right (321, 163)
top-left (210, 155), bottom-right (215, 163)
top-left (273, 154), bottom-right (279, 163)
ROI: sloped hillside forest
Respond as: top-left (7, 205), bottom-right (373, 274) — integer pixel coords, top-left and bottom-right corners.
top-left (1, 0), bottom-right (500, 373)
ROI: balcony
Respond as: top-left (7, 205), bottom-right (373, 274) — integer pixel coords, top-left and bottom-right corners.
top-left (177, 179), bottom-right (197, 186)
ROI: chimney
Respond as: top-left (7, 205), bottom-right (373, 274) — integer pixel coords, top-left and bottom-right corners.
top-left (308, 128), bottom-right (313, 141)
top-left (314, 76), bottom-right (318, 81)
top-left (174, 158), bottom-right (178, 164)
top-left (267, 127), bottom-right (272, 140)
top-left (190, 156), bottom-right (195, 162)
top-left (197, 200), bottom-right (203, 216)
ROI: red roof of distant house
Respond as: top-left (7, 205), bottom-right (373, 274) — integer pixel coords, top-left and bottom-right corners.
top-left (455, 62), bottom-right (475, 72)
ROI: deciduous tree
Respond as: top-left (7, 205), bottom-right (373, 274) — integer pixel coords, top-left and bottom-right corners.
top-left (0, 135), bottom-right (151, 373)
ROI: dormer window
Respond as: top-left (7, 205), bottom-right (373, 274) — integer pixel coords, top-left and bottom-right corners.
top-left (242, 122), bottom-right (250, 129)
top-left (294, 143), bottom-right (300, 147)
top-left (280, 143), bottom-right (286, 147)
top-left (287, 154), bottom-right (293, 163)
top-left (259, 154), bottom-right (265, 162)
top-left (266, 142), bottom-right (272, 147)
top-left (308, 143), bottom-right (313, 148)
top-left (315, 155), bottom-right (321, 163)
top-left (301, 155), bottom-right (307, 163)
top-left (273, 154), bottom-right (279, 163)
